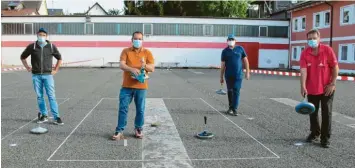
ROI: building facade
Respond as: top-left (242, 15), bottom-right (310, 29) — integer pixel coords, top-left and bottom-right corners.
top-left (289, 1), bottom-right (355, 73)
top-left (1, 16), bottom-right (289, 69)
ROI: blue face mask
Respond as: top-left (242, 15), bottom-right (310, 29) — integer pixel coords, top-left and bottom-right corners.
top-left (37, 36), bottom-right (46, 43)
top-left (308, 40), bottom-right (318, 48)
top-left (133, 40), bottom-right (142, 48)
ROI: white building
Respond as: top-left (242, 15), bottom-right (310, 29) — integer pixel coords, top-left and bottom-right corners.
top-left (1, 16), bottom-right (289, 68)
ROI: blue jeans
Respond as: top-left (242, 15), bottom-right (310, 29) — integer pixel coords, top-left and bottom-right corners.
top-left (32, 74), bottom-right (59, 120)
top-left (115, 87), bottom-right (146, 133)
top-left (225, 77), bottom-right (242, 110)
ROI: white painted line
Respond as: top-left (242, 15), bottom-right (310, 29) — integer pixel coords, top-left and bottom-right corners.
top-left (270, 98), bottom-right (355, 128)
top-left (47, 98), bottom-right (104, 161)
top-left (47, 156), bottom-right (279, 162)
top-left (1, 97), bottom-right (69, 99)
top-left (199, 98), bottom-right (280, 159)
top-left (1, 98), bottom-right (70, 141)
top-left (101, 97), bottom-right (202, 100)
top-left (162, 98), bottom-right (201, 100)
top-left (142, 98), bottom-right (193, 168)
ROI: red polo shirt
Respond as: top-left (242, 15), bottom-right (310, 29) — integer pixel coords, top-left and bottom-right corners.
top-left (299, 44), bottom-right (338, 95)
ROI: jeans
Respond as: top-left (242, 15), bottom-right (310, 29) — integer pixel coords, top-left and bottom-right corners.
top-left (225, 77), bottom-right (242, 111)
top-left (115, 87), bottom-right (146, 133)
top-left (32, 74), bottom-right (59, 120)
top-left (307, 93), bottom-right (334, 141)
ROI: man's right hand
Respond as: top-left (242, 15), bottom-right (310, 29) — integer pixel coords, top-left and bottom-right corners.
top-left (301, 86), bottom-right (307, 97)
top-left (129, 68), bottom-right (140, 76)
top-left (26, 67), bottom-right (32, 72)
top-left (220, 77), bottom-right (224, 84)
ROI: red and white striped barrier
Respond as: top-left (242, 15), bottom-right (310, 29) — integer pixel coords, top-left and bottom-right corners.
top-left (1, 58), bottom-right (102, 72)
top-left (246, 69), bottom-right (354, 81)
top-left (209, 65), bottom-right (354, 81)
top-left (1, 67), bottom-right (27, 72)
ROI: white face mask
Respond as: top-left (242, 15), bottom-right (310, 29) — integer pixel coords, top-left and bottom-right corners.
top-left (227, 41), bottom-right (235, 46)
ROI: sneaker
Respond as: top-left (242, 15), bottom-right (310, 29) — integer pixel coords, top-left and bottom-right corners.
top-left (112, 132), bottom-right (124, 140)
top-left (232, 110), bottom-right (238, 116)
top-left (38, 112), bottom-right (41, 120)
top-left (306, 134), bottom-right (320, 143)
top-left (53, 117), bottom-right (64, 125)
top-left (37, 115), bottom-right (48, 123)
top-left (135, 128), bottom-right (143, 139)
top-left (226, 108), bottom-right (233, 115)
top-left (320, 139), bottom-right (330, 148)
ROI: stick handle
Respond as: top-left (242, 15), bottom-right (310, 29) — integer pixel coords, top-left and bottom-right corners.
top-left (204, 116), bottom-right (207, 125)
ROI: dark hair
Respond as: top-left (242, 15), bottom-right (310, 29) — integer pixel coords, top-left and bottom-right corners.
top-left (131, 31), bottom-right (144, 40)
top-left (306, 29), bottom-right (320, 37)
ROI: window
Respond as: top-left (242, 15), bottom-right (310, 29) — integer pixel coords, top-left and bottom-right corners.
top-left (294, 18), bottom-right (298, 31)
top-left (203, 25), bottom-right (213, 36)
top-left (325, 11), bottom-right (330, 26)
top-left (292, 46), bottom-right (305, 61)
top-left (143, 24), bottom-right (153, 35)
top-left (293, 47), bottom-right (298, 60)
top-left (259, 26), bottom-right (267, 37)
top-left (292, 16), bottom-right (305, 32)
top-left (313, 10), bottom-right (330, 29)
top-left (341, 45), bottom-right (348, 61)
top-left (268, 26), bottom-right (288, 38)
top-left (339, 44), bottom-right (355, 63)
top-left (315, 13), bottom-right (320, 27)
top-left (24, 23), bottom-right (33, 34)
top-left (85, 23), bottom-right (94, 35)
top-left (340, 5), bottom-right (355, 25)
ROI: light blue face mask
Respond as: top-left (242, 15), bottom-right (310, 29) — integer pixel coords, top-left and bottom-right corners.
top-left (308, 40), bottom-right (318, 48)
top-left (37, 36), bottom-right (46, 43)
top-left (133, 40), bottom-right (142, 48)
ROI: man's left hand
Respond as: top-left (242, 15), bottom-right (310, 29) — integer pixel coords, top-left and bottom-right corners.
top-left (324, 83), bottom-right (335, 96)
top-left (51, 70), bottom-right (57, 75)
top-left (245, 72), bottom-right (250, 80)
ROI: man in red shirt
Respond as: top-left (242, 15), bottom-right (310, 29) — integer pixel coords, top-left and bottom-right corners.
top-left (299, 29), bottom-right (339, 148)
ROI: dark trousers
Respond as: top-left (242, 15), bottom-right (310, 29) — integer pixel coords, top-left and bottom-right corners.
top-left (307, 93), bottom-right (334, 141)
top-left (226, 77), bottom-right (242, 110)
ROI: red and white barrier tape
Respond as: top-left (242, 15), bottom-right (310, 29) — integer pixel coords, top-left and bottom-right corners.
top-left (1, 58), bottom-right (101, 72)
top-left (210, 65), bottom-right (354, 81)
top-left (1, 67), bottom-right (27, 72)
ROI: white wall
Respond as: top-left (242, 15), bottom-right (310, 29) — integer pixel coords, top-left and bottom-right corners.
top-left (1, 47), bottom-right (222, 67)
top-left (258, 49), bottom-right (289, 68)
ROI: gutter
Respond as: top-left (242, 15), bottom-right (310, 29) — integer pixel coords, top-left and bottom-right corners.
top-left (324, 1), bottom-right (333, 48)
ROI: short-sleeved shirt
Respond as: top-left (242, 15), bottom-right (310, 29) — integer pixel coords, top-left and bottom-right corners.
top-left (120, 47), bottom-right (155, 89)
top-left (299, 44), bottom-right (338, 95)
top-left (221, 45), bottom-right (247, 79)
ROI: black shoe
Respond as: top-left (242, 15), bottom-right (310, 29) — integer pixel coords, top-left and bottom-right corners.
top-left (54, 117), bottom-right (64, 125)
top-left (38, 112), bottom-right (41, 120)
top-left (306, 134), bottom-right (320, 142)
top-left (37, 115), bottom-right (48, 123)
top-left (320, 139), bottom-right (330, 148)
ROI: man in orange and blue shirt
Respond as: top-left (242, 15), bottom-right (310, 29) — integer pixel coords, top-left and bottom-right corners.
top-left (112, 31), bottom-right (155, 140)
top-left (300, 29), bottom-right (339, 148)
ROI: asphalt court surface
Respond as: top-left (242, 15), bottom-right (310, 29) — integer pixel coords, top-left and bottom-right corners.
top-left (1, 68), bottom-right (355, 168)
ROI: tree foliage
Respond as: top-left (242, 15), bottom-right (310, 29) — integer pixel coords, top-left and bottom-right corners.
top-left (123, 0), bottom-right (250, 18)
